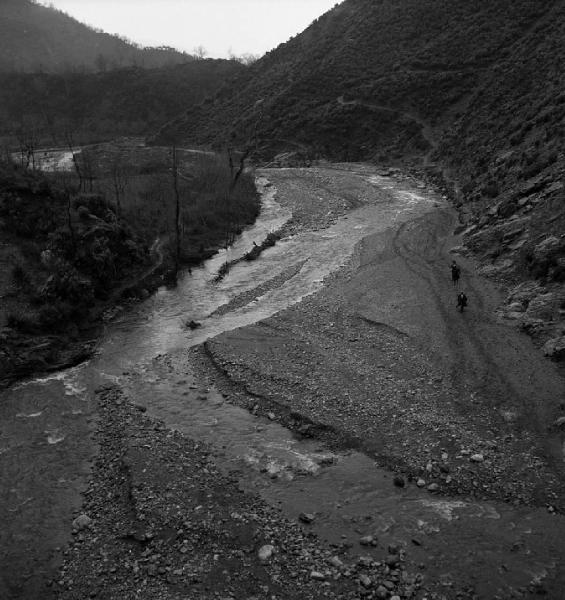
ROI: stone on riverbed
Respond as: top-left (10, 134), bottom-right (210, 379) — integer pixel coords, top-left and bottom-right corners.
top-left (258, 544), bottom-right (275, 561)
top-left (72, 514), bottom-right (92, 531)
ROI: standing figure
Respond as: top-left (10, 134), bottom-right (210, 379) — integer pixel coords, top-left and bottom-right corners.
top-left (451, 260), bottom-right (461, 286)
top-left (456, 291), bottom-right (468, 312)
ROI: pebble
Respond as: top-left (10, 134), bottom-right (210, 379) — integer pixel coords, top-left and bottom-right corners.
top-left (359, 574), bottom-right (372, 588)
top-left (258, 545), bottom-right (275, 561)
top-left (310, 571), bottom-right (326, 580)
top-left (385, 555), bottom-right (399, 568)
top-left (359, 535), bottom-right (375, 546)
top-left (470, 454), bottom-right (484, 462)
top-left (72, 514), bottom-right (92, 531)
top-left (299, 512), bottom-right (315, 523)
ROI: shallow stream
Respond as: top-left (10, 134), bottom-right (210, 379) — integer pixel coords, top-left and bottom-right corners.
top-left (1, 168), bottom-right (564, 598)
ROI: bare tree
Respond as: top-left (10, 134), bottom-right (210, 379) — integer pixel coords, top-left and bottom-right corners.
top-left (14, 114), bottom-right (43, 169)
top-left (193, 45), bottom-right (208, 60)
top-left (171, 144), bottom-right (182, 275)
top-left (111, 157), bottom-right (128, 219)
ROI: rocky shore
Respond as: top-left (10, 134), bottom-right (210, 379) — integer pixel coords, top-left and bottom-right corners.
top-left (55, 386), bottom-right (424, 600)
top-left (25, 165), bottom-right (565, 599)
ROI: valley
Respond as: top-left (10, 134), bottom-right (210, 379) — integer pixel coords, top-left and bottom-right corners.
top-left (1, 1), bottom-right (565, 599)
top-left (2, 166), bottom-right (564, 599)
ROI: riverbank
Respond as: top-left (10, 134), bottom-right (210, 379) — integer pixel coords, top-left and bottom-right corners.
top-left (54, 385), bottom-right (424, 600)
top-left (196, 166), bottom-right (565, 511)
top-left (0, 146), bottom-right (261, 388)
top-left (5, 164), bottom-right (565, 599)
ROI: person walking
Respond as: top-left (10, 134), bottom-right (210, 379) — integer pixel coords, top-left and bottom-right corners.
top-left (456, 291), bottom-right (468, 312)
top-left (451, 260), bottom-right (461, 286)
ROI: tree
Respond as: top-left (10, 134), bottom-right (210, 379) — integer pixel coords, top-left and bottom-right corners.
top-left (193, 45), bottom-right (208, 60)
top-left (111, 156), bottom-right (129, 218)
top-left (171, 144), bottom-right (182, 275)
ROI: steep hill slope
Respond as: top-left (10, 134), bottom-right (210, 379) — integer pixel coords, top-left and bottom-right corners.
top-left (156, 0), bottom-right (550, 159)
top-left (0, 0), bottom-right (193, 72)
top-left (156, 0), bottom-right (565, 355)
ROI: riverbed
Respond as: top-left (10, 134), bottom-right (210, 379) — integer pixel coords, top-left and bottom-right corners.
top-left (1, 165), bottom-right (564, 599)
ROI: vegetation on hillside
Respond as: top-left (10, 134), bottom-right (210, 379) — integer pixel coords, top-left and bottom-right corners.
top-left (0, 0), bottom-right (194, 72)
top-left (0, 145), bottom-right (260, 381)
top-left (156, 0), bottom-right (551, 158)
top-left (0, 61), bottom-right (245, 147)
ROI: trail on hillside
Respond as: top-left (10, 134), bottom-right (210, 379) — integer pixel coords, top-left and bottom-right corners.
top-left (336, 96), bottom-right (438, 165)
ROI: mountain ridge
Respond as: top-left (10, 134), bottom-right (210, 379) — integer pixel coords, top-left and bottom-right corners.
top-left (0, 0), bottom-right (194, 72)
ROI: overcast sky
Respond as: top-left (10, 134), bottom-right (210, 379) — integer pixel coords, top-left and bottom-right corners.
top-left (39, 0), bottom-right (339, 58)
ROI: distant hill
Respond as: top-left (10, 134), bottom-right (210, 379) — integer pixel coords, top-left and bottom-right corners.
top-left (0, 60), bottom-right (245, 145)
top-left (0, 0), bottom-right (194, 72)
top-left (155, 0), bottom-right (565, 350)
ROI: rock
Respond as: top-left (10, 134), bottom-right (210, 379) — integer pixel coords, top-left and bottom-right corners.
top-left (258, 545), bottom-right (275, 562)
top-left (543, 336), bottom-right (565, 361)
top-left (299, 512), bottom-right (315, 524)
top-left (186, 320), bottom-right (201, 330)
top-left (385, 554), bottom-right (399, 568)
top-left (359, 535), bottom-right (375, 546)
top-left (416, 478), bottom-right (426, 487)
top-left (310, 571), bottom-right (326, 580)
top-left (393, 475), bottom-right (405, 488)
top-left (72, 514), bottom-right (92, 531)
top-left (525, 293), bottom-right (560, 321)
top-left (533, 236), bottom-right (562, 262)
top-left (470, 454), bottom-right (484, 463)
top-left (267, 412), bottom-right (276, 420)
top-left (329, 556), bottom-right (344, 568)
top-left (427, 483), bottom-right (439, 492)
top-left (375, 586), bottom-right (388, 599)
top-left (359, 574), bottom-right (372, 588)
top-left (554, 416), bottom-right (565, 429)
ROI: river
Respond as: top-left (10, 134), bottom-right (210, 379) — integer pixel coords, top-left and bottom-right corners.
top-left (1, 166), bottom-right (564, 599)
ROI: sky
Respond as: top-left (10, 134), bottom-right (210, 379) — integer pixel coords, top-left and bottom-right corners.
top-left (39, 0), bottom-right (339, 59)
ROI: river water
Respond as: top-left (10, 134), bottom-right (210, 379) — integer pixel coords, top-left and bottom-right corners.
top-left (1, 167), bottom-right (564, 598)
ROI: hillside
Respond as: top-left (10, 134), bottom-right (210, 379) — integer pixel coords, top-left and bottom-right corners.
top-left (0, 60), bottom-right (245, 145)
top-left (0, 0), bottom-right (193, 72)
top-left (155, 0), bottom-right (565, 356)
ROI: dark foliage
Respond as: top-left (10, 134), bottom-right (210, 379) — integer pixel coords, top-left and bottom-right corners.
top-left (0, 61), bottom-right (245, 144)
